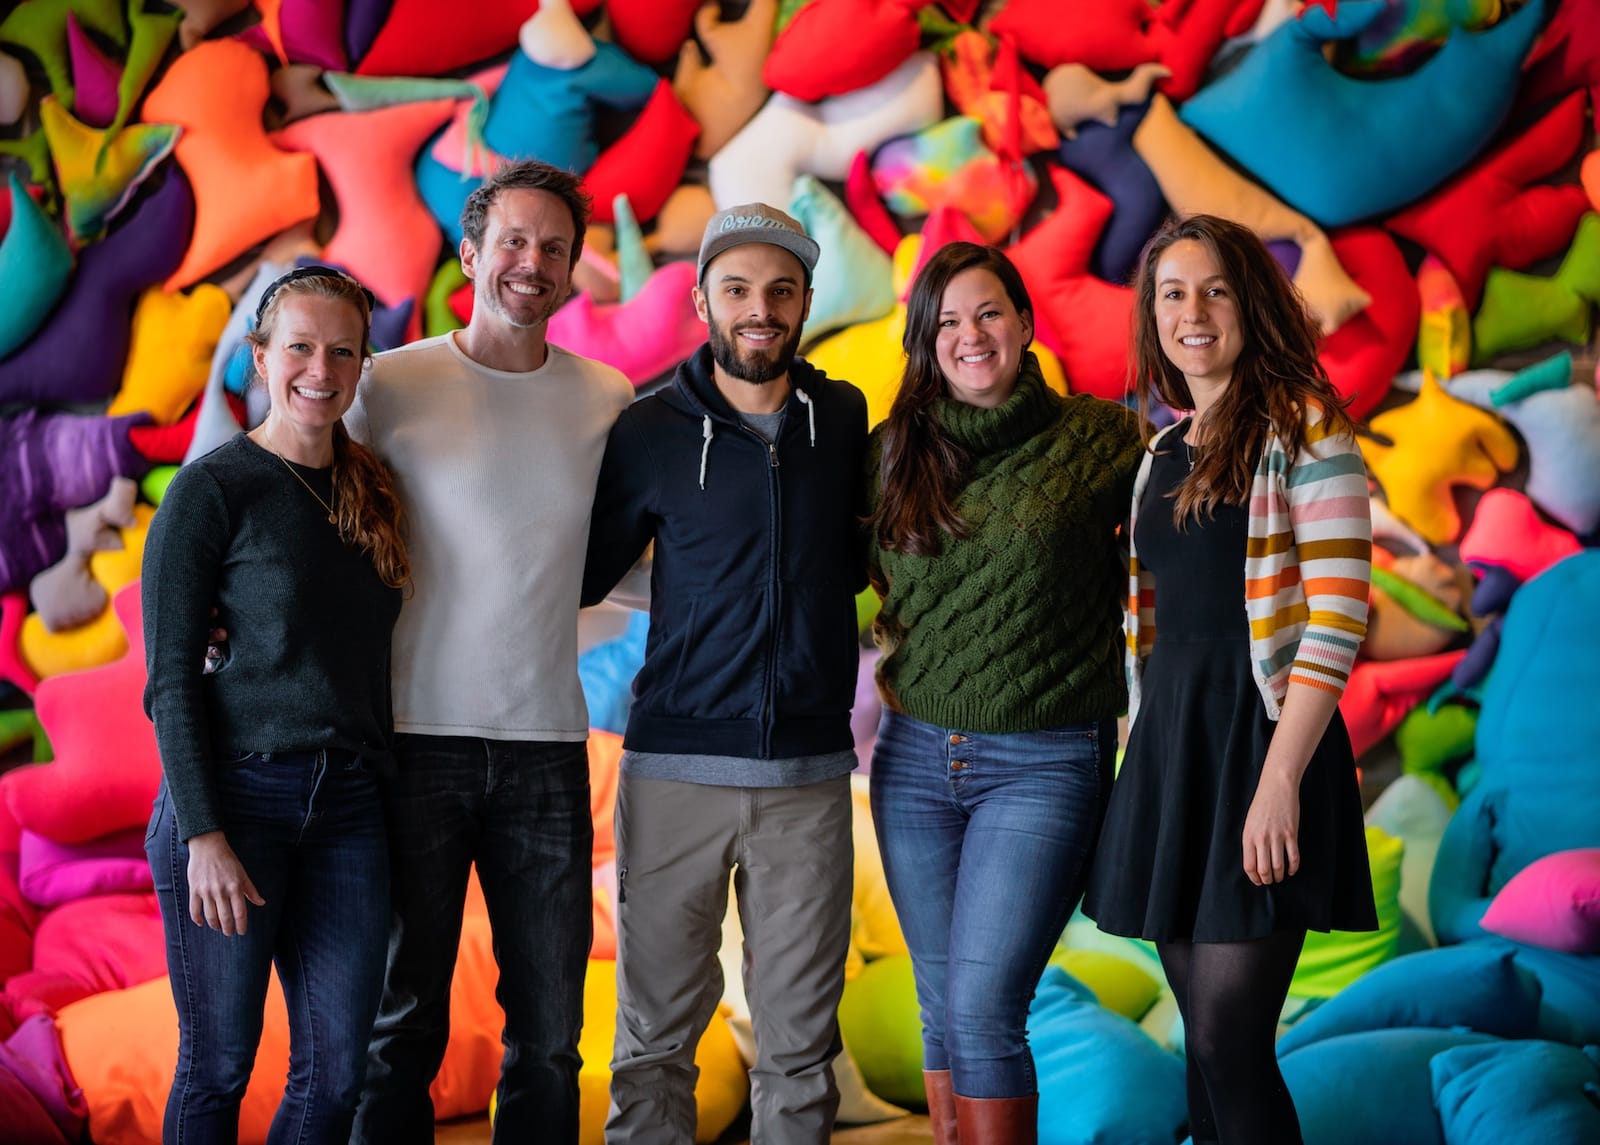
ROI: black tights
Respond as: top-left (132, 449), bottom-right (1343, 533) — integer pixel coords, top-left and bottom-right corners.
top-left (1158, 931), bottom-right (1306, 1145)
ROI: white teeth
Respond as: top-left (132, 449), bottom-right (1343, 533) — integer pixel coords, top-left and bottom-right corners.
top-left (293, 386), bottom-right (334, 400)
top-left (506, 282), bottom-right (543, 296)
top-left (960, 352), bottom-right (994, 363)
top-left (1180, 336), bottom-right (1214, 347)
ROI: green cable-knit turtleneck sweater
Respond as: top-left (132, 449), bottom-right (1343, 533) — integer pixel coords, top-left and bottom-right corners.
top-left (866, 358), bottom-right (1144, 732)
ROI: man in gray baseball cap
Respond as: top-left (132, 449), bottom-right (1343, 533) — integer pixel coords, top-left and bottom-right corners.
top-left (696, 201), bottom-right (820, 285)
top-left (585, 203), bottom-right (866, 1144)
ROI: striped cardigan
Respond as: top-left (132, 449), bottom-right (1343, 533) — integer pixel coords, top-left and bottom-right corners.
top-left (1126, 405), bottom-right (1372, 725)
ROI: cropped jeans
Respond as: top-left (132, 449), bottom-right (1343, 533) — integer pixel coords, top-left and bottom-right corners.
top-left (870, 710), bottom-right (1115, 1099)
top-left (146, 748), bottom-right (389, 1145)
top-left (353, 734), bottom-right (592, 1145)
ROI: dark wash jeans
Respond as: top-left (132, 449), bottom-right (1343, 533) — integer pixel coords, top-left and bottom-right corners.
top-left (146, 749), bottom-right (389, 1145)
top-left (353, 735), bottom-right (593, 1145)
top-left (870, 710), bottom-right (1116, 1099)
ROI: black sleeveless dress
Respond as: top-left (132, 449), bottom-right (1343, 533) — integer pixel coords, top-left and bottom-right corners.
top-left (1084, 429), bottom-right (1377, 942)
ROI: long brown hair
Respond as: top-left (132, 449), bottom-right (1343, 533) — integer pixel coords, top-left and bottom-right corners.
top-left (247, 271), bottom-right (411, 588)
top-left (873, 242), bottom-right (1035, 556)
top-left (1129, 214), bottom-right (1353, 524)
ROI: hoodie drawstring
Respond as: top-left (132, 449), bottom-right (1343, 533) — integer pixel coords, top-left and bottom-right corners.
top-left (796, 389), bottom-right (816, 446)
top-left (698, 415), bottom-right (713, 491)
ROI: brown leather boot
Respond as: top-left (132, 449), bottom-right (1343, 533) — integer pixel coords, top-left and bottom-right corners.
top-left (954, 1093), bottom-right (1038, 1145)
top-left (923, 1070), bottom-right (959, 1145)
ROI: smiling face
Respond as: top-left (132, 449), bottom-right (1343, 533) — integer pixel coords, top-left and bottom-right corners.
top-left (693, 242), bottom-right (811, 386)
top-left (1153, 237), bottom-right (1245, 398)
top-left (934, 267), bottom-right (1033, 409)
top-left (252, 293), bottom-right (366, 438)
top-left (460, 186), bottom-right (576, 334)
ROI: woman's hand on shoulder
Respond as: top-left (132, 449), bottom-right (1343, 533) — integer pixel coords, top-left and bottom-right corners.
top-left (1242, 770), bottom-right (1301, 886)
top-left (185, 831), bottom-right (265, 936)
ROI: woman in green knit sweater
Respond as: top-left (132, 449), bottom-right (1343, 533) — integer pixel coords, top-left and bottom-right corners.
top-left (865, 242), bottom-right (1143, 1144)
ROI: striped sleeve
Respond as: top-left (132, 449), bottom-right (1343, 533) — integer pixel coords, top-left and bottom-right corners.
top-left (1282, 423), bottom-right (1371, 694)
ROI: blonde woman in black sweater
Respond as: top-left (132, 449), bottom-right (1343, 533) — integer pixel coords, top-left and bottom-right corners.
top-left (142, 268), bottom-right (408, 1144)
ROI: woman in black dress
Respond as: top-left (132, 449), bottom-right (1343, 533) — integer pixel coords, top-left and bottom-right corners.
top-left (1084, 216), bottom-right (1376, 1145)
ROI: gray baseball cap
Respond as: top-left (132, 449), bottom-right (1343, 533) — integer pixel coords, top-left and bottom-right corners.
top-left (697, 203), bottom-right (820, 285)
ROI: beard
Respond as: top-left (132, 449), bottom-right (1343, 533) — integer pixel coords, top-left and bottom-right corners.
top-left (707, 316), bottom-right (803, 384)
top-left (478, 274), bottom-right (563, 331)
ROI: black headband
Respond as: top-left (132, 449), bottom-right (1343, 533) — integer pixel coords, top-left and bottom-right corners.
top-left (253, 265), bottom-right (378, 329)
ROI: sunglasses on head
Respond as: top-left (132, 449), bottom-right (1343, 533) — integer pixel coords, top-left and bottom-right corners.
top-left (253, 265), bottom-right (379, 329)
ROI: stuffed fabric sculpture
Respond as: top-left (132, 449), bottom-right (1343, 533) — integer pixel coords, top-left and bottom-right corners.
top-left (0, 0), bottom-right (125, 112)
top-left (39, 95), bottom-right (178, 244)
top-left (674, 0), bottom-right (775, 161)
top-left (238, 0), bottom-right (347, 72)
top-left (943, 30), bottom-right (1058, 160)
top-left (872, 116), bottom-right (1036, 244)
top-left (1519, 0), bottom-right (1600, 110)
top-left (0, 585), bottom-right (160, 844)
top-left (1180, 0), bottom-right (1545, 226)
top-left (788, 175), bottom-right (897, 344)
top-left (1472, 212), bottom-right (1600, 362)
top-left (1387, 93), bottom-right (1591, 309)
top-left (763, 0), bottom-right (923, 102)
top-left (0, 173), bottom-right (73, 360)
top-left (140, 39), bottom-right (319, 290)
top-left (1432, 1039), bottom-right (1600, 1145)
top-left (1028, 967), bottom-right (1187, 1145)
top-left (1367, 772), bottom-right (1456, 942)
top-left (708, 52), bottom-right (944, 211)
top-left (1364, 553), bottom-right (1468, 662)
top-left (1429, 551), bottom-right (1600, 945)
top-left (1479, 848), bottom-right (1600, 954)
top-left (64, 12), bottom-right (118, 127)
top-left (272, 98), bottom-right (459, 317)
top-left (0, 166), bottom-right (192, 407)
top-left (0, 411), bottom-right (147, 598)
top-left (354, 0), bottom-right (531, 77)
top-left (106, 285), bottom-right (231, 425)
top-left (1280, 1027), bottom-right (1498, 1145)
top-left (1457, 488), bottom-right (1582, 583)
top-left (1317, 227), bottom-right (1417, 419)
top-left (1445, 352), bottom-right (1600, 536)
top-left (1132, 94), bottom-right (1370, 337)
top-left (18, 504), bottom-right (150, 679)
top-left (545, 261), bottom-right (704, 388)
top-left (1414, 256), bottom-right (1473, 379)
top-left (1277, 944), bottom-right (1544, 1056)
top-left (845, 149), bottom-right (904, 256)
top-left (1361, 373), bottom-right (1520, 544)
top-left (1340, 652), bottom-right (1467, 761)
top-left (0, 52), bottom-right (28, 125)
top-left (1055, 99), bottom-right (1165, 285)
top-left (0, 1013), bottom-right (88, 1144)
top-left (583, 81), bottom-right (700, 226)
top-left (1007, 165), bottom-right (1133, 400)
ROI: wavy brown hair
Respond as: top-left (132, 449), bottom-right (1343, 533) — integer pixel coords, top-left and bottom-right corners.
top-left (1129, 214), bottom-right (1353, 524)
top-left (248, 272), bottom-right (411, 588)
top-left (872, 242), bottom-right (1035, 556)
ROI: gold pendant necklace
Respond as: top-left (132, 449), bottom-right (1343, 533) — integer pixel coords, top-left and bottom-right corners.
top-left (265, 431), bottom-right (337, 524)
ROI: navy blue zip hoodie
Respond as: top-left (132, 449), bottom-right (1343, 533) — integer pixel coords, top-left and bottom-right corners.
top-left (581, 343), bottom-right (868, 760)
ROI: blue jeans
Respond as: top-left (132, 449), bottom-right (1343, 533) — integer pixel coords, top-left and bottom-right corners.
top-left (146, 749), bottom-right (390, 1145)
top-left (870, 710), bottom-right (1115, 1099)
top-left (353, 735), bottom-right (592, 1145)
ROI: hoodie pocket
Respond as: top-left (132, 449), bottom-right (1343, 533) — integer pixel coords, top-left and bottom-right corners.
top-left (638, 588), bottom-right (772, 721)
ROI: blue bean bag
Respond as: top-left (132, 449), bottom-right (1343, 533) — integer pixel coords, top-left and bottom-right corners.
top-left (1276, 945), bottom-right (1542, 1056)
top-left (1473, 937), bottom-right (1600, 1047)
top-left (1279, 1028), bottom-right (1498, 1145)
top-left (1430, 551), bottom-right (1600, 945)
top-left (1431, 1039), bottom-right (1600, 1145)
top-left (1029, 966), bottom-right (1186, 1145)
top-left (1178, 0), bottom-right (1544, 226)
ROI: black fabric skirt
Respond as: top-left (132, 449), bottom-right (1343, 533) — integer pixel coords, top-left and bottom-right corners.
top-left (1084, 635), bottom-right (1378, 943)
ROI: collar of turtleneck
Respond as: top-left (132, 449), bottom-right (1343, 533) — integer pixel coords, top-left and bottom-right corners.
top-left (934, 352), bottom-right (1057, 456)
